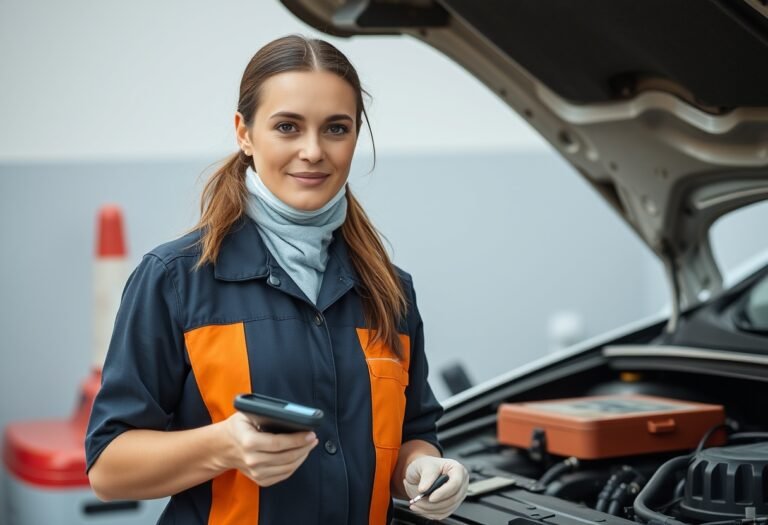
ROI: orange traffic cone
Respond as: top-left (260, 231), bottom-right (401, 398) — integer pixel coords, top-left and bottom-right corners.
top-left (91, 205), bottom-right (129, 372)
top-left (76, 204), bottom-right (130, 427)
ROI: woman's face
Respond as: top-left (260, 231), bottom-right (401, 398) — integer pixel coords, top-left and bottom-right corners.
top-left (236, 70), bottom-right (359, 211)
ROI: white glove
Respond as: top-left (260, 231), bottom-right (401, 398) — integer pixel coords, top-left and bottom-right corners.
top-left (403, 455), bottom-right (469, 520)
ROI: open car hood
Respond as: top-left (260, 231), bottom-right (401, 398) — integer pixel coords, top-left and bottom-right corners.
top-left (280, 0), bottom-right (768, 322)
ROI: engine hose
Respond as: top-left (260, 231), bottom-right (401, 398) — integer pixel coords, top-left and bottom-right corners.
top-left (607, 483), bottom-right (629, 516)
top-left (728, 432), bottom-right (768, 442)
top-left (633, 455), bottom-right (691, 525)
top-left (596, 466), bottom-right (639, 513)
top-left (538, 456), bottom-right (579, 486)
top-left (673, 477), bottom-right (685, 499)
top-left (695, 420), bottom-right (739, 454)
top-left (607, 477), bottom-right (644, 517)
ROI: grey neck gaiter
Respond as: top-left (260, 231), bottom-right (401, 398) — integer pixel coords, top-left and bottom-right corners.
top-left (244, 166), bottom-right (347, 304)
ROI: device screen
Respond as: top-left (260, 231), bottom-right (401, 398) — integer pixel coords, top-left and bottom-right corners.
top-left (284, 403), bottom-right (318, 416)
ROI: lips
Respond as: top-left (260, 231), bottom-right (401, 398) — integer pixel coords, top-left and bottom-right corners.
top-left (288, 172), bottom-right (331, 187)
top-left (289, 172), bottom-right (329, 179)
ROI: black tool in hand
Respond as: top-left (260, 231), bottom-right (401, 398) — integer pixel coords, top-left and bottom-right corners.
top-left (409, 473), bottom-right (450, 504)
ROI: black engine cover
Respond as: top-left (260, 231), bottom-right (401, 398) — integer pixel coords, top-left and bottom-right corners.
top-left (681, 442), bottom-right (768, 521)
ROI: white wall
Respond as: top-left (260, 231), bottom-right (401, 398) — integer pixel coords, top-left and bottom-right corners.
top-left (0, 0), bottom-right (547, 163)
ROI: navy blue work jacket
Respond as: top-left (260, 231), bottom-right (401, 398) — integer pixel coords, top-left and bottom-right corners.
top-left (85, 217), bottom-right (443, 525)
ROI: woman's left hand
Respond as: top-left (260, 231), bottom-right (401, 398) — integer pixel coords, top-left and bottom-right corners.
top-left (403, 455), bottom-right (469, 520)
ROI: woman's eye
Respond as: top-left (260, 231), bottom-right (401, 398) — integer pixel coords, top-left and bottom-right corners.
top-left (327, 124), bottom-right (349, 135)
top-left (276, 122), bottom-right (297, 133)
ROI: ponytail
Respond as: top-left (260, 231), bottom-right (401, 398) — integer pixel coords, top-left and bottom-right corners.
top-left (193, 151), bottom-right (250, 269)
top-left (342, 189), bottom-right (407, 359)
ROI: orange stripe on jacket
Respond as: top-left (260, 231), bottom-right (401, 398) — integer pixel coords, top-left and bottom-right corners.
top-left (185, 323), bottom-right (259, 525)
top-left (356, 328), bottom-right (411, 525)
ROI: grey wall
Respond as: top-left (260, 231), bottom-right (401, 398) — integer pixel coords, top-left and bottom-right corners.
top-left (0, 150), bottom-right (660, 426)
top-left (3, 151), bottom-right (768, 521)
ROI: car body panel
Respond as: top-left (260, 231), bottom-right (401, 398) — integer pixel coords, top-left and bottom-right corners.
top-left (280, 0), bottom-right (768, 319)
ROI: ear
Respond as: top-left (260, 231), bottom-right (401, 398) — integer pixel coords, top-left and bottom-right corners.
top-left (234, 112), bottom-right (253, 155)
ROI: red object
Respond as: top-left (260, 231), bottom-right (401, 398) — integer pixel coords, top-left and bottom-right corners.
top-left (96, 205), bottom-right (126, 257)
top-left (3, 370), bottom-right (101, 487)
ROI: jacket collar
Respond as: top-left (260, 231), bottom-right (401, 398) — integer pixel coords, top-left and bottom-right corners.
top-left (213, 217), bottom-right (270, 281)
top-left (213, 216), bottom-right (358, 285)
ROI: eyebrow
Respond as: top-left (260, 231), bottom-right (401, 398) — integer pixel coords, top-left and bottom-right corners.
top-left (268, 111), bottom-right (354, 123)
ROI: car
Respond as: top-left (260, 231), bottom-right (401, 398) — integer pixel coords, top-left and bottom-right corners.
top-left (279, 1), bottom-right (768, 524)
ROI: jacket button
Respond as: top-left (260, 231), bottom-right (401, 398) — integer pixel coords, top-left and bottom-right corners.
top-left (314, 313), bottom-right (323, 326)
top-left (324, 440), bottom-right (337, 455)
top-left (268, 275), bottom-right (280, 286)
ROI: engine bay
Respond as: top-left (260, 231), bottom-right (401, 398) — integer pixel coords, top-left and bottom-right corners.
top-left (394, 358), bottom-right (768, 525)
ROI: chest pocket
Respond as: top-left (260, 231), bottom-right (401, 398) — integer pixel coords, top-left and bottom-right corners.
top-left (356, 329), bottom-right (411, 449)
top-left (366, 357), bottom-right (409, 448)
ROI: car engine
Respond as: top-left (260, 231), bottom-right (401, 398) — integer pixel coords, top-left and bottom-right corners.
top-left (394, 360), bottom-right (768, 525)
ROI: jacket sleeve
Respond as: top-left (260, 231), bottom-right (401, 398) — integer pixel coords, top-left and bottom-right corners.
top-left (85, 254), bottom-right (187, 472)
top-left (401, 276), bottom-right (444, 455)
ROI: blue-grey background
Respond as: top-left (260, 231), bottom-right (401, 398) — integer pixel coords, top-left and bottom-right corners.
top-left (2, 0), bottom-right (768, 522)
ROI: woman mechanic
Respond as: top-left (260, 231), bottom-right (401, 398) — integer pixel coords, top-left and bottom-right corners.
top-left (85, 35), bottom-right (469, 524)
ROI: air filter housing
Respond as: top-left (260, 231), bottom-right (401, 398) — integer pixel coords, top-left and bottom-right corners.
top-left (681, 442), bottom-right (768, 521)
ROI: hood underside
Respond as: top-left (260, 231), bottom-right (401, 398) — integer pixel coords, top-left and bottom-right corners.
top-left (281, 0), bottom-right (768, 316)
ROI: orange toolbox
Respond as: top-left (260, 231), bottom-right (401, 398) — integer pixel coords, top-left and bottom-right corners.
top-left (497, 394), bottom-right (725, 459)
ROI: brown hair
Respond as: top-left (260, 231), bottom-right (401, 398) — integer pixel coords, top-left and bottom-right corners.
top-left (193, 35), bottom-right (407, 357)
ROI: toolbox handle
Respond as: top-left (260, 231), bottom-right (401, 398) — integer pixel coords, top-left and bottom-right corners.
top-left (647, 418), bottom-right (676, 434)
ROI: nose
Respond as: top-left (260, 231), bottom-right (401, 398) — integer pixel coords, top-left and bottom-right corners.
top-left (298, 133), bottom-right (324, 163)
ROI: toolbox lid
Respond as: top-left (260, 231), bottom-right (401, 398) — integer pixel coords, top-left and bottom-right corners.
top-left (3, 419), bottom-right (90, 488)
top-left (499, 394), bottom-right (724, 431)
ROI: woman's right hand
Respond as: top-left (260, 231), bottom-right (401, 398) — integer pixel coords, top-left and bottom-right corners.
top-left (220, 412), bottom-right (319, 487)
